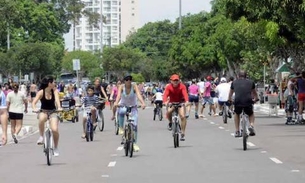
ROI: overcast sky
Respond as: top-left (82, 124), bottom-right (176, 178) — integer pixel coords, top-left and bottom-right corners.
top-left (139, 0), bottom-right (212, 26)
top-left (64, 0), bottom-right (212, 50)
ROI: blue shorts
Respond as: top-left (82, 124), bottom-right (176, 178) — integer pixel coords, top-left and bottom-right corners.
top-left (218, 101), bottom-right (231, 106)
top-left (189, 95), bottom-right (199, 103)
top-left (202, 97), bottom-right (214, 105)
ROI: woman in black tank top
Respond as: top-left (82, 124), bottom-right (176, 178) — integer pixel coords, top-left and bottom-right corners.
top-left (31, 76), bottom-right (62, 156)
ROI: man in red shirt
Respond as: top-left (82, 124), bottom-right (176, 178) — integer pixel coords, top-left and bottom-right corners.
top-left (163, 74), bottom-right (189, 141)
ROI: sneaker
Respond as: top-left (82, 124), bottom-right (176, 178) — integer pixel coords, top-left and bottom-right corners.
top-left (53, 148), bottom-right (59, 157)
top-left (228, 111), bottom-right (232, 118)
top-left (234, 131), bottom-right (242, 138)
top-left (248, 126), bottom-right (256, 136)
top-left (12, 134), bottom-right (18, 144)
top-left (219, 112), bottom-right (223, 116)
top-left (133, 144), bottom-right (140, 152)
top-left (186, 114), bottom-right (189, 119)
top-left (208, 112), bottom-right (212, 116)
top-left (167, 122), bottom-right (173, 131)
top-left (180, 134), bottom-right (185, 141)
top-left (119, 128), bottom-right (124, 135)
top-left (195, 114), bottom-right (199, 119)
top-left (37, 136), bottom-right (44, 145)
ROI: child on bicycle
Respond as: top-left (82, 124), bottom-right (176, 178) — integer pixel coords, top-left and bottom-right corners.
top-left (81, 85), bottom-right (100, 139)
top-left (152, 87), bottom-right (163, 114)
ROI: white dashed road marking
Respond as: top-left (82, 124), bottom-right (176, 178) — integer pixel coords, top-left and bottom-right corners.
top-left (101, 175), bottom-right (110, 178)
top-left (261, 151), bottom-right (267, 153)
top-left (270, 158), bottom-right (283, 164)
top-left (108, 161), bottom-right (117, 167)
top-left (117, 146), bottom-right (123, 151)
top-left (218, 126), bottom-right (224, 129)
top-left (210, 122), bottom-right (215, 124)
top-left (291, 170), bottom-right (300, 173)
top-left (247, 142), bottom-right (255, 147)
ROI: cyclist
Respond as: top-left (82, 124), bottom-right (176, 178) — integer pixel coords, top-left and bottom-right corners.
top-left (215, 77), bottom-right (232, 120)
top-left (81, 85), bottom-right (100, 138)
top-left (228, 71), bottom-right (258, 137)
top-left (113, 74), bottom-right (146, 152)
top-left (32, 76), bottom-right (63, 156)
top-left (93, 77), bottom-right (108, 122)
top-left (163, 74), bottom-right (189, 141)
top-left (152, 87), bottom-right (163, 118)
top-left (0, 85), bottom-right (8, 145)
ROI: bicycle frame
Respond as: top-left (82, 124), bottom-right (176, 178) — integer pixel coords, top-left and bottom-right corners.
top-left (170, 103), bottom-right (183, 148)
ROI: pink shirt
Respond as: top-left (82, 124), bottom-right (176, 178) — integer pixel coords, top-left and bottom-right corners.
top-left (112, 86), bottom-right (118, 99)
top-left (188, 84), bottom-right (199, 95)
top-left (203, 82), bottom-right (211, 97)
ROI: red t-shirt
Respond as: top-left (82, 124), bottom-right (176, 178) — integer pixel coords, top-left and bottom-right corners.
top-left (163, 83), bottom-right (189, 103)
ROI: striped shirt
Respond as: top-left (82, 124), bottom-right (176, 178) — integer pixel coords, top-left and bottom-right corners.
top-left (81, 95), bottom-right (99, 108)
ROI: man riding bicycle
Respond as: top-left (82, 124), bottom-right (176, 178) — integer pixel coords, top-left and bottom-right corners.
top-left (215, 77), bottom-right (232, 120)
top-left (228, 71), bottom-right (258, 137)
top-left (163, 74), bottom-right (189, 141)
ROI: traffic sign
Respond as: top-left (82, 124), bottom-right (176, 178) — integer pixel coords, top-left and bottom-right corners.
top-left (73, 59), bottom-right (80, 71)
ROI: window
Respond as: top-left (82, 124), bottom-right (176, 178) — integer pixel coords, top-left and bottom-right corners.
top-left (131, 0), bottom-right (135, 3)
top-left (132, 13), bottom-right (135, 16)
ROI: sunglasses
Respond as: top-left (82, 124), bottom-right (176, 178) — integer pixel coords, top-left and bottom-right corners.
top-left (173, 79), bottom-right (179, 82)
top-left (125, 78), bottom-right (132, 81)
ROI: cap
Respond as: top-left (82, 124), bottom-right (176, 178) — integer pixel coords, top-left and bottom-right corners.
top-left (124, 74), bottom-right (132, 80)
top-left (206, 76), bottom-right (212, 80)
top-left (170, 74), bottom-right (180, 80)
top-left (220, 77), bottom-right (227, 82)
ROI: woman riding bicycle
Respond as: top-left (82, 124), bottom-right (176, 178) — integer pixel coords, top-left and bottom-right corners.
top-left (113, 74), bottom-right (146, 152)
top-left (32, 76), bottom-right (62, 156)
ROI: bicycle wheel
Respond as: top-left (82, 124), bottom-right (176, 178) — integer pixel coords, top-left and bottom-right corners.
top-left (153, 108), bottom-right (156, 121)
top-left (86, 121), bottom-right (91, 142)
top-left (242, 118), bottom-right (248, 151)
top-left (114, 118), bottom-right (119, 135)
top-left (98, 111), bottom-right (105, 131)
top-left (172, 121), bottom-right (179, 148)
top-left (129, 124), bottom-right (134, 158)
top-left (223, 107), bottom-right (227, 124)
top-left (45, 130), bottom-right (52, 166)
top-left (158, 108), bottom-right (163, 121)
top-left (124, 126), bottom-right (129, 156)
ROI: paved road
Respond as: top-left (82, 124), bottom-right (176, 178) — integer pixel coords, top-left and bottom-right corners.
top-left (0, 104), bottom-right (305, 183)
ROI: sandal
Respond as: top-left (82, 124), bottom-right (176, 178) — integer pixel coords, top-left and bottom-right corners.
top-left (81, 134), bottom-right (86, 139)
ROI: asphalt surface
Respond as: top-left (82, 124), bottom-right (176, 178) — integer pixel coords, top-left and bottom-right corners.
top-left (0, 103), bottom-right (305, 183)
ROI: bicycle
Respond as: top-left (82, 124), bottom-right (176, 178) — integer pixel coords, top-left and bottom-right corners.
top-left (114, 109), bottom-right (119, 135)
top-left (221, 102), bottom-right (230, 124)
top-left (118, 105), bottom-right (137, 158)
top-left (96, 98), bottom-right (106, 132)
top-left (153, 101), bottom-right (163, 121)
top-left (169, 103), bottom-right (183, 148)
top-left (34, 110), bottom-right (60, 166)
top-left (240, 109), bottom-right (250, 151)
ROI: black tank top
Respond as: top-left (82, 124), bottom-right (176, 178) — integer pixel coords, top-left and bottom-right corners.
top-left (40, 89), bottom-right (56, 110)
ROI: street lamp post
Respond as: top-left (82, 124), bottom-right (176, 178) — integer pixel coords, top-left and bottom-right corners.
top-left (179, 0), bottom-right (182, 30)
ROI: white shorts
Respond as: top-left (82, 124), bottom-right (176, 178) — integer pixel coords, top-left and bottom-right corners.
top-left (213, 97), bottom-right (218, 104)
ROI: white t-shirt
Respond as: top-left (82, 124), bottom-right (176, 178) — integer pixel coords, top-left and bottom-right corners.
top-left (6, 91), bottom-right (26, 113)
top-left (197, 81), bottom-right (205, 93)
top-left (155, 92), bottom-right (163, 101)
top-left (215, 83), bottom-right (231, 102)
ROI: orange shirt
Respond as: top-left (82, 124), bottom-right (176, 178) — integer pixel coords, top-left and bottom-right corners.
top-left (163, 83), bottom-right (189, 103)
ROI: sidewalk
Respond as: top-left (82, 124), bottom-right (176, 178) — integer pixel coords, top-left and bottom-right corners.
top-left (0, 111), bottom-right (39, 146)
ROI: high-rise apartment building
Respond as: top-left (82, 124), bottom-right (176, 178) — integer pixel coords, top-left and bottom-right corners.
top-left (72, 0), bottom-right (139, 51)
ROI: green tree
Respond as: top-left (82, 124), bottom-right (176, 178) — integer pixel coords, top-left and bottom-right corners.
top-left (101, 46), bottom-right (147, 79)
top-left (61, 50), bottom-right (103, 81)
